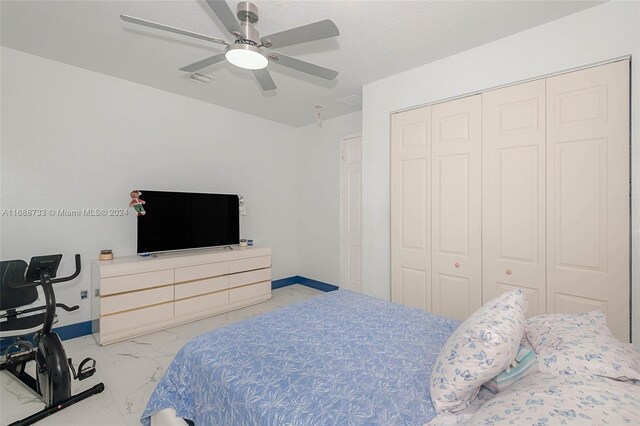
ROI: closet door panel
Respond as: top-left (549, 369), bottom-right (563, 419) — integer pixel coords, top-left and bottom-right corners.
top-left (401, 267), bottom-right (429, 310)
top-left (391, 106), bottom-right (432, 310)
top-left (431, 95), bottom-right (482, 320)
top-left (437, 154), bottom-right (469, 254)
top-left (434, 273), bottom-right (470, 320)
top-left (546, 60), bottom-right (629, 341)
top-left (482, 79), bottom-right (546, 317)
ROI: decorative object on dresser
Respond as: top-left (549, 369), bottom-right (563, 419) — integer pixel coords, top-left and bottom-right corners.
top-left (99, 249), bottom-right (113, 261)
top-left (92, 246), bottom-right (272, 345)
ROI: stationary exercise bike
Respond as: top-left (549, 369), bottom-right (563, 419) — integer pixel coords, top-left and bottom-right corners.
top-left (0, 254), bottom-right (104, 426)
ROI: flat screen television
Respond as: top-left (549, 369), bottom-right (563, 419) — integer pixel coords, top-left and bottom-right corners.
top-left (137, 190), bottom-right (239, 254)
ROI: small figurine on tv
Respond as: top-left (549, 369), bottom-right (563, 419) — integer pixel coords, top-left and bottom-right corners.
top-left (129, 190), bottom-right (146, 216)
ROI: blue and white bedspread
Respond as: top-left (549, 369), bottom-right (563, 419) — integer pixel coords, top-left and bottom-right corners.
top-left (141, 290), bottom-right (461, 426)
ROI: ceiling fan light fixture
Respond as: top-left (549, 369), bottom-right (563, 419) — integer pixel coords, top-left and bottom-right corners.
top-left (225, 44), bottom-right (268, 70)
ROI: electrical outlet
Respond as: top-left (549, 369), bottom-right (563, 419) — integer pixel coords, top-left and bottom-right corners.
top-left (95, 289), bottom-right (100, 297)
top-left (80, 290), bottom-right (88, 300)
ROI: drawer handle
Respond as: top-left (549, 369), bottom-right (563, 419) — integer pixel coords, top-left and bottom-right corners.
top-left (506, 269), bottom-right (512, 275)
top-left (454, 262), bottom-right (460, 268)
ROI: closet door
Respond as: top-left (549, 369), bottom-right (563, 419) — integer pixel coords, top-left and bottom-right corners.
top-left (391, 106), bottom-right (432, 310)
top-left (546, 60), bottom-right (630, 341)
top-left (482, 80), bottom-right (546, 317)
top-left (431, 95), bottom-right (482, 320)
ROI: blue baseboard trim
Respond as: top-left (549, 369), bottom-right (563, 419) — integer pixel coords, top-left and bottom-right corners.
top-left (272, 276), bottom-right (339, 292)
top-left (298, 276), bottom-right (339, 292)
top-left (0, 320), bottom-right (93, 352)
top-left (54, 320), bottom-right (93, 341)
top-left (271, 276), bottom-right (301, 290)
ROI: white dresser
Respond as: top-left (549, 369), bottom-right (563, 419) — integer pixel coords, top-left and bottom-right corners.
top-left (92, 246), bottom-right (271, 345)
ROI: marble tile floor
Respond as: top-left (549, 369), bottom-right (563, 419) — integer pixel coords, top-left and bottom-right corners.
top-left (1, 284), bottom-right (323, 426)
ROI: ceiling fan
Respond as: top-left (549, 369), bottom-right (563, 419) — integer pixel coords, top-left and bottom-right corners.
top-left (120, 0), bottom-right (340, 91)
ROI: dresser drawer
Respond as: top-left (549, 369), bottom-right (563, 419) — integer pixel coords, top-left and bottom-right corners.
top-left (229, 256), bottom-right (271, 273)
top-left (175, 276), bottom-right (229, 300)
top-left (229, 268), bottom-right (271, 288)
top-left (175, 290), bottom-right (229, 317)
top-left (101, 302), bottom-right (173, 335)
top-left (101, 286), bottom-right (173, 315)
top-left (175, 261), bottom-right (229, 283)
top-left (101, 270), bottom-right (174, 296)
top-left (230, 281), bottom-right (271, 302)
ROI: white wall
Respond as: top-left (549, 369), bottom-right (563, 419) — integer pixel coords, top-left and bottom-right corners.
top-left (0, 47), bottom-right (300, 326)
top-left (361, 1), bottom-right (640, 343)
top-left (297, 112), bottom-right (362, 285)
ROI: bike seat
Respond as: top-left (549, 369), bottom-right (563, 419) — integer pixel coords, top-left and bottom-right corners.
top-left (1, 260), bottom-right (36, 310)
top-left (0, 312), bottom-right (47, 333)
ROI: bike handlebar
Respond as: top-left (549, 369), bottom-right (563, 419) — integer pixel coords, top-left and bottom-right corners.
top-left (5, 254), bottom-right (82, 288)
top-left (50, 254), bottom-right (82, 284)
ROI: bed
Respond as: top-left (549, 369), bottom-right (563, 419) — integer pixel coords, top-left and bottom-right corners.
top-left (141, 289), bottom-right (640, 426)
top-left (141, 290), bottom-right (461, 425)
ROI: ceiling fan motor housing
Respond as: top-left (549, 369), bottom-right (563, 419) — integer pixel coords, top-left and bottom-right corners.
top-left (224, 1), bottom-right (266, 69)
top-left (237, 2), bottom-right (259, 23)
top-left (236, 1), bottom-right (260, 46)
top-left (236, 1), bottom-right (260, 44)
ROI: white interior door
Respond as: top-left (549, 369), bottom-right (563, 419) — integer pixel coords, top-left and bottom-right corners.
top-left (546, 60), bottom-right (630, 342)
top-left (431, 95), bottom-right (482, 320)
top-left (482, 79), bottom-right (546, 317)
top-left (340, 135), bottom-right (362, 292)
top-left (390, 107), bottom-right (432, 310)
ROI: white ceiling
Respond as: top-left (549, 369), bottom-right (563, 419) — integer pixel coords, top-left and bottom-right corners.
top-left (1, 0), bottom-right (602, 127)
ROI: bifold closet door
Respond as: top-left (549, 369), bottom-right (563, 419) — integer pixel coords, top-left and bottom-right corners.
top-left (431, 95), bottom-right (482, 320)
top-left (546, 60), bottom-right (630, 342)
top-left (391, 106), bottom-right (432, 310)
top-left (482, 80), bottom-right (546, 317)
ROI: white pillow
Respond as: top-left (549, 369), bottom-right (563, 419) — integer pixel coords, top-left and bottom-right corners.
top-left (464, 372), bottom-right (640, 425)
top-left (430, 289), bottom-right (527, 413)
top-left (526, 311), bottom-right (640, 381)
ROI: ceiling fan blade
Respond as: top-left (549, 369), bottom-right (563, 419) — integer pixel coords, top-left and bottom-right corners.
top-left (261, 19), bottom-right (339, 49)
top-left (271, 52), bottom-right (338, 80)
top-left (253, 69), bottom-right (277, 91)
top-left (179, 53), bottom-right (227, 72)
top-left (120, 14), bottom-right (227, 45)
top-left (205, 0), bottom-right (241, 37)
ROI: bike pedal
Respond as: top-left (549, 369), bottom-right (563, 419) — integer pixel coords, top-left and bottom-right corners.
top-left (78, 368), bottom-right (96, 380)
top-left (77, 357), bottom-right (96, 381)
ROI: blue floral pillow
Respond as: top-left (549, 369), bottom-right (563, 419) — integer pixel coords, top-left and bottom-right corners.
top-left (526, 311), bottom-right (640, 381)
top-left (464, 372), bottom-right (640, 425)
top-left (430, 289), bottom-right (527, 413)
top-left (525, 310), bottom-right (605, 350)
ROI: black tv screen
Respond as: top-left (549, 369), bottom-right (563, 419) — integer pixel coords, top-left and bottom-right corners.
top-left (137, 190), bottom-right (239, 254)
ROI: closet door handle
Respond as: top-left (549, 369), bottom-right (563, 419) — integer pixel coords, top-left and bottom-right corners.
top-left (506, 269), bottom-right (512, 275)
top-left (454, 262), bottom-right (460, 268)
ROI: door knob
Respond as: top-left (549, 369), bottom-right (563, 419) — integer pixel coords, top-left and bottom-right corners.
top-left (454, 262), bottom-right (460, 268)
top-left (506, 269), bottom-right (512, 275)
